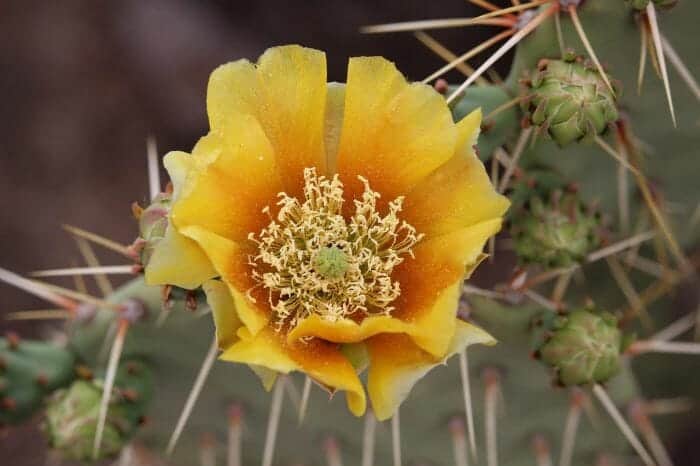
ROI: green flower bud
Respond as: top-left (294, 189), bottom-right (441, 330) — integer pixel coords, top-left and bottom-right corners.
top-left (537, 309), bottom-right (622, 386)
top-left (44, 361), bottom-right (152, 461)
top-left (44, 380), bottom-right (130, 460)
top-left (511, 189), bottom-right (601, 269)
top-left (137, 192), bottom-right (171, 267)
top-left (524, 58), bottom-right (618, 147)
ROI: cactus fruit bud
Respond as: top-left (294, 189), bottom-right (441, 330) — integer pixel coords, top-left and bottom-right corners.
top-left (44, 360), bottom-right (152, 461)
top-left (511, 187), bottom-right (602, 269)
top-left (523, 57), bottom-right (619, 147)
top-left (626, 0), bottom-right (679, 11)
top-left (535, 309), bottom-right (623, 386)
top-left (0, 337), bottom-right (75, 425)
top-left (44, 380), bottom-right (127, 460)
top-left (136, 192), bottom-right (171, 267)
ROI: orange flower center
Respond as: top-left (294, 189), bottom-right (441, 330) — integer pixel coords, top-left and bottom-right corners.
top-left (248, 168), bottom-right (423, 332)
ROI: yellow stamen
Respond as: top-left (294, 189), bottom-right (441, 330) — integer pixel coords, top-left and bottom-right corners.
top-left (249, 168), bottom-right (423, 331)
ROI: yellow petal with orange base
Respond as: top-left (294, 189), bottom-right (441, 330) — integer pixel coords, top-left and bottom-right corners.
top-left (221, 327), bottom-right (366, 416)
top-left (204, 278), bottom-right (278, 391)
top-left (144, 151), bottom-right (217, 289)
top-left (335, 56), bottom-right (456, 207)
top-left (286, 281), bottom-right (460, 358)
top-left (207, 45), bottom-right (328, 194)
top-left (324, 82), bottom-right (345, 174)
top-left (202, 279), bottom-right (241, 350)
top-left (367, 320), bottom-right (495, 421)
top-left (179, 225), bottom-right (270, 336)
top-left (402, 109), bottom-right (510, 238)
top-left (172, 114), bottom-right (284, 243)
top-left (390, 219), bottom-right (503, 356)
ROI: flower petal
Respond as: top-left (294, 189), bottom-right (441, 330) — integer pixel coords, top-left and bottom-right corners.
top-left (291, 338), bottom-right (366, 417)
top-left (172, 114), bottom-right (284, 243)
top-left (221, 327), bottom-right (366, 416)
top-left (287, 314), bottom-right (410, 345)
top-left (220, 326), bottom-right (298, 373)
top-left (207, 45), bottom-right (328, 195)
top-left (335, 56), bottom-right (457, 206)
top-left (179, 225), bottom-right (270, 336)
top-left (367, 320), bottom-right (495, 421)
top-left (250, 365), bottom-right (278, 392)
top-left (402, 109), bottom-right (510, 238)
top-left (391, 219), bottom-right (503, 356)
top-left (324, 82), bottom-right (345, 175)
top-left (202, 279), bottom-right (241, 350)
top-left (144, 224), bottom-right (218, 290)
top-left (454, 107), bottom-right (483, 150)
top-left (286, 282), bottom-right (461, 359)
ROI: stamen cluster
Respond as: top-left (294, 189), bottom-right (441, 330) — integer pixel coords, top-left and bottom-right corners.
top-left (248, 168), bottom-right (423, 331)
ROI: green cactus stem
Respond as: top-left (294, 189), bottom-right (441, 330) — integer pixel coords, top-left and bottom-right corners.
top-left (0, 335), bottom-right (75, 425)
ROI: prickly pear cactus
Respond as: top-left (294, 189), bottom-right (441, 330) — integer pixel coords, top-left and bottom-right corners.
top-left (2, 1), bottom-right (700, 466)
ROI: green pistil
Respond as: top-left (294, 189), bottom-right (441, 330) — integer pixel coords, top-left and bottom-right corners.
top-left (313, 246), bottom-right (349, 280)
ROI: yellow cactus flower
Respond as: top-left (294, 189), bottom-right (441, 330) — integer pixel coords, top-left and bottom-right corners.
top-left (156, 45), bottom-right (509, 420)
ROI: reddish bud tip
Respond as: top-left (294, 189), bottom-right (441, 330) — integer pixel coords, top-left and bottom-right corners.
top-left (36, 373), bottom-right (49, 387)
top-left (120, 298), bottom-right (147, 323)
top-left (434, 79), bottom-right (449, 95)
top-left (322, 435), bottom-right (340, 455)
top-left (75, 365), bottom-right (94, 380)
top-left (448, 416), bottom-right (465, 435)
top-left (5, 332), bottom-right (20, 350)
top-left (126, 362), bottom-right (140, 375)
top-left (185, 292), bottom-right (198, 312)
top-left (131, 202), bottom-right (144, 220)
top-left (121, 388), bottom-right (140, 402)
top-left (482, 367), bottom-right (501, 387)
top-left (228, 404), bottom-right (244, 424)
top-left (1, 397), bottom-right (17, 411)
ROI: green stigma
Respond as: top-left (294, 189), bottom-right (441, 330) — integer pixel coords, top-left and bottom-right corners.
top-left (313, 246), bottom-right (349, 280)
